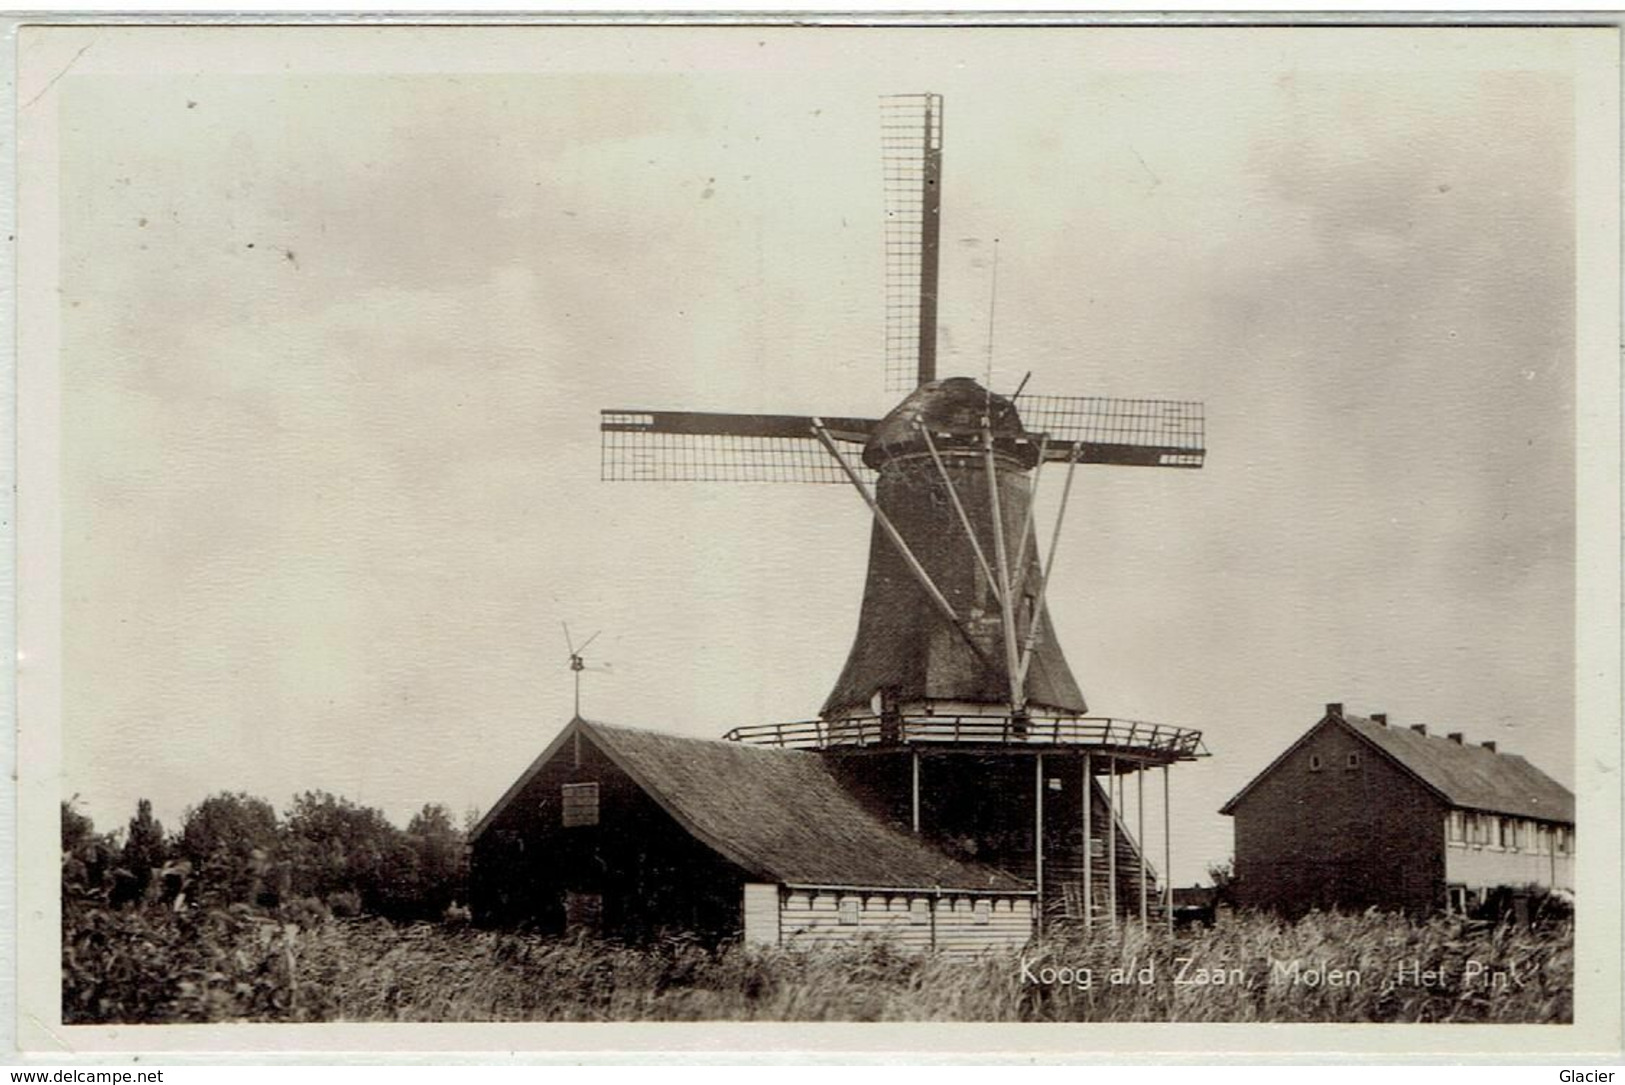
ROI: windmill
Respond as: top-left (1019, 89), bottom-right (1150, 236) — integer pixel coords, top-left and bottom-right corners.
top-left (561, 623), bottom-right (611, 720)
top-left (597, 93), bottom-right (1207, 930)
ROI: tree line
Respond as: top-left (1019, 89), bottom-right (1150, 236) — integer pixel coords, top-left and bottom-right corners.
top-left (62, 791), bottom-right (473, 922)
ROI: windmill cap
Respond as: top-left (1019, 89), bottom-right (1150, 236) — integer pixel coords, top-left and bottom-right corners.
top-left (863, 377), bottom-right (1038, 470)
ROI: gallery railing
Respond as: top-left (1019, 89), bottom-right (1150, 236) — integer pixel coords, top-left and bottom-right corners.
top-left (721, 713), bottom-right (1206, 759)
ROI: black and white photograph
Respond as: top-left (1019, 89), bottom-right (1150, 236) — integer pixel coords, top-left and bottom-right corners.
top-left (14, 20), bottom-right (1621, 1051)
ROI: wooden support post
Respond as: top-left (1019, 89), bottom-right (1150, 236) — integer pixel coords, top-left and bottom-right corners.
top-left (1034, 753), bottom-right (1045, 938)
top-left (1011, 434), bottom-right (1049, 595)
top-left (1138, 765), bottom-right (1148, 931)
top-left (1016, 445), bottom-right (1083, 690)
top-left (911, 750), bottom-right (921, 835)
top-left (983, 423), bottom-right (1024, 711)
top-left (1163, 764), bottom-right (1173, 935)
top-left (1107, 755), bottom-right (1117, 930)
top-left (1082, 752), bottom-right (1093, 932)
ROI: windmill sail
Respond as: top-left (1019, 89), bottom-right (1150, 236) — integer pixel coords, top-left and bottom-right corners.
top-left (1018, 395), bottom-right (1206, 468)
top-left (881, 93), bottom-right (944, 393)
top-left (600, 410), bottom-right (877, 483)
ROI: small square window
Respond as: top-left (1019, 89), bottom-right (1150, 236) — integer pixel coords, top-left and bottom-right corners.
top-left (1345, 752), bottom-right (1361, 769)
top-left (1308, 754), bottom-right (1323, 772)
top-left (561, 782), bottom-right (599, 827)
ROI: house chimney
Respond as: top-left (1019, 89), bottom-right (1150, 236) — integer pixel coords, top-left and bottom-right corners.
top-left (1371, 713), bottom-right (1388, 726)
top-left (1481, 740), bottom-right (1497, 753)
top-left (1326, 703), bottom-right (1344, 720)
top-left (1447, 732), bottom-right (1463, 744)
top-left (1410, 724), bottom-right (1427, 735)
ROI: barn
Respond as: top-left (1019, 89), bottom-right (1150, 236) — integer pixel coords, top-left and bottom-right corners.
top-left (469, 718), bottom-right (1035, 951)
top-left (1220, 703), bottom-right (1575, 916)
top-left (469, 711), bottom-right (1197, 950)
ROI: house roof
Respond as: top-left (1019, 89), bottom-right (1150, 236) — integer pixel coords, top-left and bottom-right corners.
top-left (475, 718), bottom-right (1030, 894)
top-left (1340, 714), bottom-right (1574, 823)
top-left (1219, 710), bottom-right (1574, 824)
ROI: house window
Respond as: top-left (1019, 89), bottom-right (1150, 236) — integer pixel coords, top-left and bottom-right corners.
top-left (561, 783), bottom-right (600, 827)
top-left (1447, 811), bottom-right (1466, 844)
top-left (838, 897), bottom-right (860, 926)
top-left (1555, 826), bottom-right (1571, 855)
top-left (1308, 754), bottom-right (1324, 773)
top-left (974, 900), bottom-right (992, 926)
top-left (1345, 752), bottom-right (1361, 770)
top-left (1535, 824), bottom-right (1549, 854)
top-left (909, 899), bottom-right (930, 926)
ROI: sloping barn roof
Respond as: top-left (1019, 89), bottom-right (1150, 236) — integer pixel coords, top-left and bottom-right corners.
top-left (1341, 714), bottom-right (1574, 823)
top-left (1220, 711), bottom-right (1573, 823)
top-left (477, 718), bottom-right (1029, 893)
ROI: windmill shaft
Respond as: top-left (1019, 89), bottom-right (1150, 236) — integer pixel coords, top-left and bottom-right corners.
top-left (916, 99), bottom-right (942, 386)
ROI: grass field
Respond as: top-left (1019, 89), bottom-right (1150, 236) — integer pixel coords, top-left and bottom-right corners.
top-left (63, 899), bottom-right (1573, 1024)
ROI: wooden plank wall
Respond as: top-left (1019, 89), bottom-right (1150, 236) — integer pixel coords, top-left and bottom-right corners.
top-left (743, 883), bottom-right (781, 946)
top-left (778, 889), bottom-right (1032, 955)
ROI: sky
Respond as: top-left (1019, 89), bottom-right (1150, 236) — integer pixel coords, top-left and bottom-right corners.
top-left (44, 26), bottom-right (1586, 884)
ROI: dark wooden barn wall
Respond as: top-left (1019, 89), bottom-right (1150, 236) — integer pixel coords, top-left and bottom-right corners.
top-left (1229, 722), bottom-right (1446, 917)
top-left (471, 737), bottom-right (751, 938)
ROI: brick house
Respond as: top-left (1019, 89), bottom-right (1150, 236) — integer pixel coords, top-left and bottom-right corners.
top-left (1219, 704), bottom-right (1574, 916)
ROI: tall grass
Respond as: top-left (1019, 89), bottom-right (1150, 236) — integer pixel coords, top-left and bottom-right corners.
top-left (64, 901), bottom-right (1572, 1024)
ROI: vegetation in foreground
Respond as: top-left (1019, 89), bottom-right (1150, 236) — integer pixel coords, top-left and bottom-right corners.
top-left (64, 900), bottom-right (1572, 1024)
top-left (61, 795), bottom-right (1573, 1024)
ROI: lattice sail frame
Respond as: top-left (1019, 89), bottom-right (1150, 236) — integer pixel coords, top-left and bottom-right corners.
top-left (1019, 395), bottom-right (1205, 469)
top-left (881, 93), bottom-right (943, 393)
top-left (600, 411), bottom-right (875, 484)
